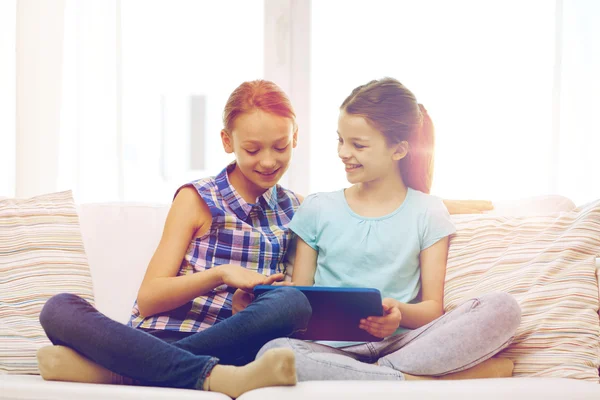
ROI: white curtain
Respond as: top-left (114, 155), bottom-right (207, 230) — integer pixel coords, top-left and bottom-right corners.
top-left (14, 0), bottom-right (65, 199)
top-left (59, 0), bottom-right (262, 204)
top-left (57, 0), bottom-right (121, 203)
top-left (0, 1), bottom-right (16, 198)
top-left (9, 0), bottom-right (599, 204)
top-left (556, 0), bottom-right (600, 205)
top-left (10, 0), bottom-right (119, 202)
top-left (309, 0), bottom-right (599, 205)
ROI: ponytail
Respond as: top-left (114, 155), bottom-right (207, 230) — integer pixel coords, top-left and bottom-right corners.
top-left (400, 104), bottom-right (435, 194)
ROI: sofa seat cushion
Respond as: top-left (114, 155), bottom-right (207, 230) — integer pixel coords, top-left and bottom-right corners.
top-left (237, 378), bottom-right (600, 400)
top-left (3, 375), bottom-right (598, 400)
top-left (0, 374), bottom-right (230, 400)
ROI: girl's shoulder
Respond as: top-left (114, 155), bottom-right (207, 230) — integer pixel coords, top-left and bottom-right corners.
top-left (189, 175), bottom-right (219, 193)
top-left (178, 177), bottom-right (219, 199)
top-left (407, 189), bottom-right (448, 215)
top-left (275, 185), bottom-right (311, 213)
top-left (276, 186), bottom-right (343, 208)
top-left (407, 189), bottom-right (456, 242)
top-left (277, 185), bottom-right (301, 203)
top-left (173, 176), bottom-right (217, 199)
top-left (172, 176), bottom-right (222, 212)
top-left (307, 189), bottom-right (344, 200)
top-left (301, 189), bottom-right (344, 206)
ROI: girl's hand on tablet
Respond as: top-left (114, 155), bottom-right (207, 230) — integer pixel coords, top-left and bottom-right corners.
top-left (271, 281), bottom-right (296, 287)
top-left (359, 298), bottom-right (402, 338)
top-left (219, 265), bottom-right (285, 292)
top-left (231, 289), bottom-right (254, 315)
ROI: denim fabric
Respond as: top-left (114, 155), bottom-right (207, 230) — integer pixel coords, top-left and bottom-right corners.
top-left (258, 292), bottom-right (521, 381)
top-left (39, 287), bottom-right (311, 389)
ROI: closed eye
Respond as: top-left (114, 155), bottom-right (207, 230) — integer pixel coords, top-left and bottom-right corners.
top-left (337, 137), bottom-right (366, 149)
top-left (245, 149), bottom-right (259, 155)
top-left (275, 145), bottom-right (289, 152)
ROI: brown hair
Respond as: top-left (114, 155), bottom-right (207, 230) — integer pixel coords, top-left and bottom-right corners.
top-left (340, 77), bottom-right (435, 193)
top-left (222, 80), bottom-right (297, 133)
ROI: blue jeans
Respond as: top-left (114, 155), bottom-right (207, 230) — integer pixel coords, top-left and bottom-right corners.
top-left (39, 287), bottom-right (312, 389)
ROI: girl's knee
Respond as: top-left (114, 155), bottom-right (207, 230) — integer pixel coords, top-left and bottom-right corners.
top-left (481, 292), bottom-right (522, 332)
top-left (275, 287), bottom-right (311, 311)
top-left (39, 293), bottom-right (88, 331)
top-left (266, 287), bottom-right (312, 328)
top-left (256, 338), bottom-right (293, 359)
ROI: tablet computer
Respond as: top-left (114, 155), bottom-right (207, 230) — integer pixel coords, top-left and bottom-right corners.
top-left (253, 285), bottom-right (384, 342)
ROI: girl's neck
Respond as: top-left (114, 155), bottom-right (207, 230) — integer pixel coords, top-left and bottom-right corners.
top-left (228, 164), bottom-right (268, 204)
top-left (354, 173), bottom-right (408, 204)
top-left (344, 172), bottom-right (409, 218)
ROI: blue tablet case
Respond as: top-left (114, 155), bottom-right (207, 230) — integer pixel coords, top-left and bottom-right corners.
top-left (253, 285), bottom-right (384, 342)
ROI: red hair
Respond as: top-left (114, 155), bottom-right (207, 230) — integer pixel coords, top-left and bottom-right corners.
top-left (223, 80), bottom-right (297, 132)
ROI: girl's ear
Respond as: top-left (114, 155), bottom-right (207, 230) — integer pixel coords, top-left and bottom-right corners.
top-left (221, 130), bottom-right (234, 154)
top-left (292, 130), bottom-right (298, 148)
top-left (392, 141), bottom-right (409, 161)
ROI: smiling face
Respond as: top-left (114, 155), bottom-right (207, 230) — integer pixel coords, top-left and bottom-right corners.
top-left (337, 109), bottom-right (407, 185)
top-left (222, 109), bottom-right (297, 198)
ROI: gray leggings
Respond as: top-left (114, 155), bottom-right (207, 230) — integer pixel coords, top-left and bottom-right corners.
top-left (257, 292), bottom-right (521, 381)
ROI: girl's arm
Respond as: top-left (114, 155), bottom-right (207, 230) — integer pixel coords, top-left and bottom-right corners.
top-left (360, 238), bottom-right (449, 337)
top-left (392, 237), bottom-right (448, 329)
top-left (291, 238), bottom-right (318, 286)
top-left (136, 187), bottom-right (282, 317)
top-left (136, 186), bottom-right (218, 316)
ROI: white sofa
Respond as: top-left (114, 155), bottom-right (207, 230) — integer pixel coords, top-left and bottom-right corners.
top-left (2, 200), bottom-right (600, 399)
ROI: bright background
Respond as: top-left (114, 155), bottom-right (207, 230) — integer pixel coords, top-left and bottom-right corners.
top-left (1, 0), bottom-right (598, 205)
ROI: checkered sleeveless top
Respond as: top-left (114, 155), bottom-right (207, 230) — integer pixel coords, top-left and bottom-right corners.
top-left (128, 163), bottom-right (300, 332)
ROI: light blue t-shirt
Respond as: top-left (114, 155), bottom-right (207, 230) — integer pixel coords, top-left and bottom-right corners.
top-left (289, 187), bottom-right (456, 344)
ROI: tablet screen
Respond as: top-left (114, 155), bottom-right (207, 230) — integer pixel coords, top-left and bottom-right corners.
top-left (253, 285), bottom-right (384, 342)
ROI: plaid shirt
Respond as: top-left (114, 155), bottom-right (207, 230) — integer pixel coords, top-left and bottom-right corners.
top-left (128, 163), bottom-right (300, 332)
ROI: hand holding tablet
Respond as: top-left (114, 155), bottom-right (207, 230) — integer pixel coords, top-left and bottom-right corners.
top-left (253, 285), bottom-right (385, 342)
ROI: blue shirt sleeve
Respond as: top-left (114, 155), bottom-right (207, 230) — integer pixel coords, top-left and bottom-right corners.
top-left (420, 197), bottom-right (457, 250)
top-left (288, 193), bottom-right (320, 250)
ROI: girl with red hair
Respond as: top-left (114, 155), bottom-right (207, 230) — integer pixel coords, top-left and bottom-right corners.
top-left (37, 80), bottom-right (311, 397)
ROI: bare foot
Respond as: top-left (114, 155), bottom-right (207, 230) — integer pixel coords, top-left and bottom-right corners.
top-left (37, 345), bottom-right (121, 384)
top-left (403, 357), bottom-right (514, 381)
top-left (439, 357), bottom-right (514, 380)
top-left (37, 346), bottom-right (133, 385)
top-left (206, 348), bottom-right (296, 397)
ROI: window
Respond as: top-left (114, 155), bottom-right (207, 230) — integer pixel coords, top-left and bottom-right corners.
top-left (13, 1), bottom-right (597, 204)
top-left (121, 0), bottom-right (264, 202)
top-left (309, 0), bottom-right (556, 201)
top-left (0, 1), bottom-right (16, 197)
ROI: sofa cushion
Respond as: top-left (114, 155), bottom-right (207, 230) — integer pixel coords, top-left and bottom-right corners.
top-left (445, 199), bottom-right (600, 381)
top-left (77, 203), bottom-right (169, 323)
top-left (597, 260), bottom-right (600, 317)
top-left (236, 378), bottom-right (600, 400)
top-left (0, 191), bottom-right (95, 374)
top-left (0, 374), bottom-right (230, 399)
